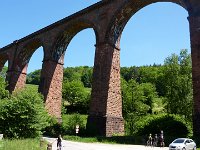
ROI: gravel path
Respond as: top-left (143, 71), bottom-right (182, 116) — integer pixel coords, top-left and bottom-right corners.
top-left (43, 137), bottom-right (169, 150)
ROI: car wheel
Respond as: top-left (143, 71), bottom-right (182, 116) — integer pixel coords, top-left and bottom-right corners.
top-left (182, 148), bottom-right (186, 150)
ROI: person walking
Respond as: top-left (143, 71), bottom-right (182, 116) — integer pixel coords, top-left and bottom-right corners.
top-left (57, 134), bottom-right (62, 150)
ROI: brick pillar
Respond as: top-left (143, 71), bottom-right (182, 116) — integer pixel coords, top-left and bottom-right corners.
top-left (188, 16), bottom-right (200, 137)
top-left (87, 42), bottom-right (124, 137)
top-left (7, 64), bottom-right (27, 92)
top-left (39, 60), bottom-right (63, 121)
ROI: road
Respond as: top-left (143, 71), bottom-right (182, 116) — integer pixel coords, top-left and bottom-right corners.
top-left (43, 137), bottom-right (169, 150)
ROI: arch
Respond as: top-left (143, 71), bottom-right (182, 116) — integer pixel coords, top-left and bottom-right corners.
top-left (120, 2), bottom-right (190, 66)
top-left (7, 39), bottom-right (44, 92)
top-left (106, 0), bottom-right (188, 48)
top-left (16, 39), bottom-right (44, 69)
top-left (51, 19), bottom-right (99, 64)
top-left (64, 28), bottom-right (96, 67)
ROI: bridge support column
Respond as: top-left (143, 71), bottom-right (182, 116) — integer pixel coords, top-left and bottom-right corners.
top-left (39, 60), bottom-right (63, 122)
top-left (87, 42), bottom-right (124, 137)
top-left (189, 16), bottom-right (200, 137)
top-left (7, 64), bottom-right (27, 92)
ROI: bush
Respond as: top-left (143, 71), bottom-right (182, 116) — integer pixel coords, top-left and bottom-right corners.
top-left (0, 88), bottom-right (50, 138)
top-left (134, 114), bottom-right (192, 137)
top-left (62, 113), bottom-right (86, 135)
top-left (43, 117), bottom-right (62, 137)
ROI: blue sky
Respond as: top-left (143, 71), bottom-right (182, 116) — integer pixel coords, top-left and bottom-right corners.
top-left (0, 1), bottom-right (190, 73)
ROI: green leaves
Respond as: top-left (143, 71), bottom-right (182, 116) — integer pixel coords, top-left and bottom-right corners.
top-left (163, 49), bottom-right (192, 119)
top-left (0, 88), bottom-right (50, 138)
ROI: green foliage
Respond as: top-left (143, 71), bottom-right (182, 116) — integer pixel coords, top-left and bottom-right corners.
top-left (43, 117), bottom-right (62, 137)
top-left (0, 77), bottom-right (9, 99)
top-left (62, 81), bottom-right (90, 113)
top-left (26, 69), bottom-right (41, 85)
top-left (81, 67), bottom-right (93, 88)
top-left (163, 49), bottom-right (192, 119)
top-left (134, 114), bottom-right (192, 137)
top-left (0, 66), bottom-right (8, 79)
top-left (121, 66), bottom-right (139, 82)
top-left (122, 79), bottom-right (158, 118)
top-left (62, 114), bottom-right (87, 135)
top-left (0, 88), bottom-right (50, 138)
top-left (1, 138), bottom-right (46, 150)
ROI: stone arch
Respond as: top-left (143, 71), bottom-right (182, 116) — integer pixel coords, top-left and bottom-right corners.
top-left (51, 19), bottom-right (99, 64)
top-left (39, 20), bottom-right (98, 120)
top-left (7, 39), bottom-right (44, 92)
top-left (16, 39), bottom-right (44, 70)
top-left (106, 0), bottom-right (188, 48)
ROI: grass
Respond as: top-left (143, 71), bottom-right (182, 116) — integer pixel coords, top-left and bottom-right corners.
top-left (0, 138), bottom-right (47, 150)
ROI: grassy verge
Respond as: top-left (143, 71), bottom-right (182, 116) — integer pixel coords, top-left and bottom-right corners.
top-left (0, 138), bottom-right (47, 150)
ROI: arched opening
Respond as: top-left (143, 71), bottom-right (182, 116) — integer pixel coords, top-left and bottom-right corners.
top-left (26, 46), bottom-right (44, 90)
top-left (121, 2), bottom-right (189, 66)
top-left (62, 28), bottom-right (96, 132)
top-left (120, 2), bottom-right (192, 137)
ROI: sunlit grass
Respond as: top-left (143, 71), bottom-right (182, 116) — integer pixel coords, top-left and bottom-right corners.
top-left (0, 138), bottom-right (46, 150)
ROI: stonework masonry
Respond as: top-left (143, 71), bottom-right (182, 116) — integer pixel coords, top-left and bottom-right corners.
top-left (0, 0), bottom-right (200, 137)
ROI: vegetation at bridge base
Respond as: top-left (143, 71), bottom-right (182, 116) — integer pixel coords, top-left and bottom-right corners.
top-left (0, 87), bottom-right (50, 138)
top-left (129, 114), bottom-right (192, 146)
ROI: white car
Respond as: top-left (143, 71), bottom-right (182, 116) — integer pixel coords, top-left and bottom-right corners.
top-left (169, 138), bottom-right (196, 150)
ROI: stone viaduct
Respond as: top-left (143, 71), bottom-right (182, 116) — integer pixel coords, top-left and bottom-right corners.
top-left (0, 0), bottom-right (200, 137)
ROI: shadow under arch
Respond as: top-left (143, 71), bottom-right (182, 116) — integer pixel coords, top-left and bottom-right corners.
top-left (106, 0), bottom-right (189, 48)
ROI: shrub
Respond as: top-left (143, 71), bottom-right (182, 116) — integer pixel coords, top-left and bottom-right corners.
top-left (0, 88), bottom-right (50, 138)
top-left (62, 113), bottom-right (86, 135)
top-left (134, 114), bottom-right (192, 137)
top-left (43, 117), bottom-right (62, 137)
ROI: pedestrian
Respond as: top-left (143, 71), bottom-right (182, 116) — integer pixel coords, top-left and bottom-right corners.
top-left (57, 134), bottom-right (62, 150)
top-left (147, 133), bottom-right (152, 146)
top-left (153, 134), bottom-right (158, 147)
top-left (159, 130), bottom-right (165, 147)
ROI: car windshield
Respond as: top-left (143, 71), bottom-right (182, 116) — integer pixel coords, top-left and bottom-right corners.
top-left (173, 139), bottom-right (185, 143)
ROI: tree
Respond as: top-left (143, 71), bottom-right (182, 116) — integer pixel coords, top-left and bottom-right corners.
top-left (62, 80), bottom-right (90, 113)
top-left (81, 68), bottom-right (93, 88)
top-left (0, 66), bottom-right (8, 79)
top-left (163, 49), bottom-right (192, 119)
top-left (0, 76), bottom-right (9, 99)
top-left (63, 67), bottom-right (82, 82)
top-left (122, 79), bottom-right (148, 124)
top-left (0, 88), bottom-right (50, 138)
top-left (26, 69), bottom-right (41, 85)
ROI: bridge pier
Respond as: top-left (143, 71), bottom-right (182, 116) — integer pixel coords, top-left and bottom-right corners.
top-left (7, 64), bottom-right (27, 92)
top-left (87, 42), bottom-right (124, 136)
top-left (39, 59), bottom-right (63, 121)
top-left (189, 16), bottom-right (200, 137)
